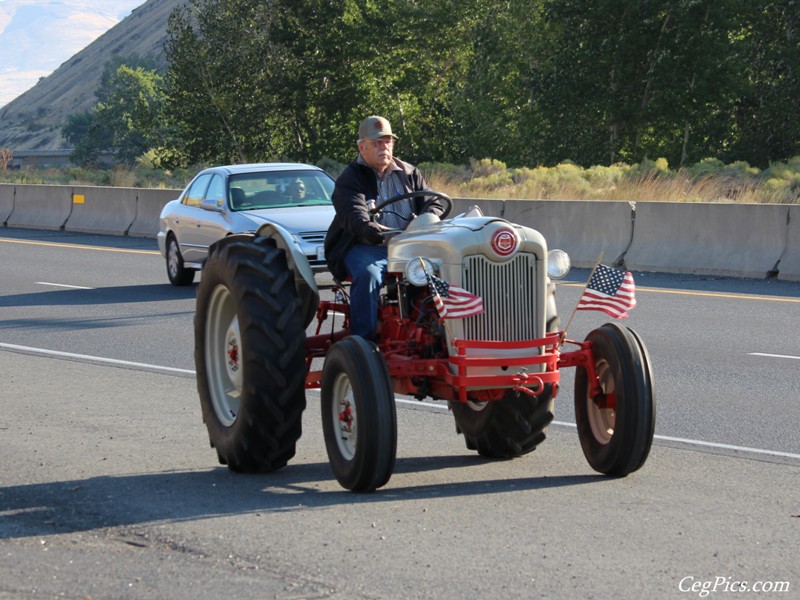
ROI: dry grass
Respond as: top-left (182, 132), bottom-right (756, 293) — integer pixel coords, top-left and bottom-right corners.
top-left (3, 156), bottom-right (800, 203)
top-left (422, 158), bottom-right (800, 204)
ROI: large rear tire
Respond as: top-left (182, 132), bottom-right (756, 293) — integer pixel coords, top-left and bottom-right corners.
top-left (195, 235), bottom-right (307, 472)
top-left (321, 336), bottom-right (397, 492)
top-left (450, 387), bottom-right (555, 458)
top-left (574, 323), bottom-right (655, 476)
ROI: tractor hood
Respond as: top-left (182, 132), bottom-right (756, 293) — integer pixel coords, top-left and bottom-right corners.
top-left (387, 214), bottom-right (548, 273)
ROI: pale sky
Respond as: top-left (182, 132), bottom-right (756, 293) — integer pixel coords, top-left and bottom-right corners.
top-left (0, 0), bottom-right (143, 107)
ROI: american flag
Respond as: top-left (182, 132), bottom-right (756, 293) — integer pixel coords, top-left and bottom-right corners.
top-left (426, 273), bottom-right (484, 319)
top-left (577, 264), bottom-right (636, 319)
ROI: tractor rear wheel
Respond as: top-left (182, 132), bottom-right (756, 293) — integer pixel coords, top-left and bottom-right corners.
top-left (195, 235), bottom-right (307, 472)
top-left (450, 386), bottom-right (555, 458)
top-left (574, 323), bottom-right (655, 476)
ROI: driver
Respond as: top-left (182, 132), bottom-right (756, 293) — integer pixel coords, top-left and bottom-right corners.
top-left (325, 115), bottom-right (446, 341)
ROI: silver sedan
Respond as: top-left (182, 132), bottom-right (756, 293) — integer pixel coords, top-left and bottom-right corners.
top-left (157, 163), bottom-right (336, 285)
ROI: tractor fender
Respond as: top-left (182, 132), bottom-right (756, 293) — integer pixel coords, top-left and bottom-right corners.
top-left (256, 222), bottom-right (320, 328)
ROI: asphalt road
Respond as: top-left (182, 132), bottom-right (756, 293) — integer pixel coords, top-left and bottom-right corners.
top-left (1, 228), bottom-right (798, 599)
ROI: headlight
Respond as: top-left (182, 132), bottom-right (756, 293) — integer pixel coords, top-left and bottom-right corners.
top-left (547, 249), bottom-right (571, 279)
top-left (406, 257), bottom-right (436, 286)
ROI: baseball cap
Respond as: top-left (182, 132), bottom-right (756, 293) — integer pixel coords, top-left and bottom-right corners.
top-left (358, 116), bottom-right (398, 141)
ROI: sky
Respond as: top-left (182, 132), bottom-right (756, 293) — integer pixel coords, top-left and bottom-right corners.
top-left (0, 0), bottom-right (144, 107)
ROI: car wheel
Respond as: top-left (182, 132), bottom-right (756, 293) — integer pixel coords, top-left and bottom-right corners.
top-left (166, 234), bottom-right (195, 286)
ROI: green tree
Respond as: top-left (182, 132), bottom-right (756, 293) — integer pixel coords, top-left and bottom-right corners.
top-left (94, 65), bottom-right (167, 164)
top-left (63, 54), bottom-right (166, 167)
top-left (725, 1), bottom-right (800, 166)
top-left (164, 0), bottom-right (477, 165)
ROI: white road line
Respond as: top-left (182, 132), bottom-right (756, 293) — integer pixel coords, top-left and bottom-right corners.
top-left (36, 282), bottom-right (93, 290)
top-left (749, 352), bottom-right (800, 361)
top-left (550, 420), bottom-right (800, 461)
top-left (2, 342), bottom-right (799, 462)
top-left (0, 343), bottom-right (194, 376)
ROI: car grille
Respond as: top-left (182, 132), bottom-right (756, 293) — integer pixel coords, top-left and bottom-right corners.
top-left (460, 253), bottom-right (539, 341)
top-left (299, 230), bottom-right (326, 245)
top-left (299, 230), bottom-right (327, 268)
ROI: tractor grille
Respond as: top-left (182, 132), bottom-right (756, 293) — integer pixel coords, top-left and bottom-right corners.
top-left (461, 253), bottom-right (539, 341)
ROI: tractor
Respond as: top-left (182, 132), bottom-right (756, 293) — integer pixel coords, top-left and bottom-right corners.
top-left (193, 191), bottom-right (655, 492)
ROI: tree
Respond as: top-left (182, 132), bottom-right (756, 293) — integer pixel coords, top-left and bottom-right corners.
top-left (63, 55), bottom-right (166, 167)
top-left (163, 0), bottom-right (480, 165)
top-left (0, 147), bottom-right (12, 171)
top-left (93, 65), bottom-right (167, 164)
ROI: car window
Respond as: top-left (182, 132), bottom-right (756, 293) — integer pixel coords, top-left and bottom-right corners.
top-left (205, 174), bottom-right (226, 205)
top-left (228, 170), bottom-right (335, 211)
top-left (183, 174), bottom-right (212, 208)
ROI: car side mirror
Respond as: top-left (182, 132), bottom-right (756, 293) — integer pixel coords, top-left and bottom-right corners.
top-left (200, 198), bottom-right (225, 213)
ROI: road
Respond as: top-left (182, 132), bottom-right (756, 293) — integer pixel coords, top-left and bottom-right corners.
top-left (1, 228), bottom-right (798, 599)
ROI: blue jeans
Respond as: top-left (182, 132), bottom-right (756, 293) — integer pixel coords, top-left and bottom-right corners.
top-left (343, 243), bottom-right (388, 340)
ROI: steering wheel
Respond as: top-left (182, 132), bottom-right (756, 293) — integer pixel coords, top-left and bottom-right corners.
top-left (369, 190), bottom-right (453, 226)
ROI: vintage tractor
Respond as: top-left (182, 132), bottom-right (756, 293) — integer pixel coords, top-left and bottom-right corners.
top-left (194, 192), bottom-right (655, 492)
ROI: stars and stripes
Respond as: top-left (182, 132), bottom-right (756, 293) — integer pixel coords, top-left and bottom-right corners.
top-left (577, 264), bottom-right (637, 319)
top-left (426, 272), bottom-right (484, 319)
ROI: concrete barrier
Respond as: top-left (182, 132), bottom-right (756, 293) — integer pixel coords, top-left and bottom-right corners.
top-left (64, 186), bottom-right (138, 235)
top-left (778, 205), bottom-right (800, 281)
top-left (2, 182), bottom-right (798, 282)
top-left (0, 184), bottom-right (14, 223)
top-left (502, 199), bottom-right (634, 268)
top-left (129, 188), bottom-right (181, 238)
top-left (6, 184), bottom-right (73, 230)
top-left (625, 202), bottom-right (789, 278)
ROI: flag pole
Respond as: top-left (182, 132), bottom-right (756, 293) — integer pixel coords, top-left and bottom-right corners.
top-left (559, 251), bottom-right (604, 346)
top-left (419, 258), bottom-right (456, 341)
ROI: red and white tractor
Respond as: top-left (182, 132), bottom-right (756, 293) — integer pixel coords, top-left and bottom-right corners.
top-left (193, 192), bottom-right (655, 492)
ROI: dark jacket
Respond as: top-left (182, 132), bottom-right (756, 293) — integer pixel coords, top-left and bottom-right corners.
top-left (324, 157), bottom-right (445, 281)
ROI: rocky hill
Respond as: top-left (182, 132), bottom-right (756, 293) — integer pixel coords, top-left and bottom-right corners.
top-left (0, 0), bottom-right (183, 152)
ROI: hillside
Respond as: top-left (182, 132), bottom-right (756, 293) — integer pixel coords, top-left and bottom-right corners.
top-left (0, 0), bottom-right (183, 152)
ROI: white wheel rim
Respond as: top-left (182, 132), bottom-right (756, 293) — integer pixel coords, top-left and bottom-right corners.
top-left (587, 359), bottom-right (615, 445)
top-left (331, 372), bottom-right (357, 460)
top-left (205, 284), bottom-right (241, 427)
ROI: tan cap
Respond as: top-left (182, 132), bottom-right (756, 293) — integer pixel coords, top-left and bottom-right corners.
top-left (358, 115), bottom-right (398, 141)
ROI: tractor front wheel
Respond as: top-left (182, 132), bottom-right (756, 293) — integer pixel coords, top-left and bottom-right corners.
top-left (574, 323), bottom-right (655, 476)
top-left (321, 336), bottom-right (397, 492)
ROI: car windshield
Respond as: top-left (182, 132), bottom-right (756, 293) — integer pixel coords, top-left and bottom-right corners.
top-left (228, 170), bottom-right (334, 211)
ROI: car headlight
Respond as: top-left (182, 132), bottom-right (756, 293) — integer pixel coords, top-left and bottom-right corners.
top-left (547, 249), bottom-right (571, 279)
top-left (406, 257), bottom-right (436, 286)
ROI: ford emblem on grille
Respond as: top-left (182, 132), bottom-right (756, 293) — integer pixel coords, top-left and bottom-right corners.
top-left (491, 228), bottom-right (518, 257)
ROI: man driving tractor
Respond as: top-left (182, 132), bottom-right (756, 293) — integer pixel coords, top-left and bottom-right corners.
top-left (324, 115), bottom-right (446, 340)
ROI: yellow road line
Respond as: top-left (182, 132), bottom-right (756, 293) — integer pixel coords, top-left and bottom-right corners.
top-left (0, 237), bottom-right (160, 255)
top-left (558, 281), bottom-right (800, 303)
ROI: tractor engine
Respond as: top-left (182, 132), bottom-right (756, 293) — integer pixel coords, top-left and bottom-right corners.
top-left (379, 208), bottom-right (559, 391)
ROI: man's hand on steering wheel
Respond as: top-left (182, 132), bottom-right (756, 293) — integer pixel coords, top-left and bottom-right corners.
top-left (368, 190), bottom-right (453, 223)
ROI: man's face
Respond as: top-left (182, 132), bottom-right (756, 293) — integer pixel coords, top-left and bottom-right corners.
top-left (358, 136), bottom-right (394, 174)
top-left (290, 180), bottom-right (305, 200)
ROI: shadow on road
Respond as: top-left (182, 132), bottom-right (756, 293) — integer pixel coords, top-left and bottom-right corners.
top-left (0, 458), bottom-right (603, 539)
top-left (0, 284), bottom-right (197, 308)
